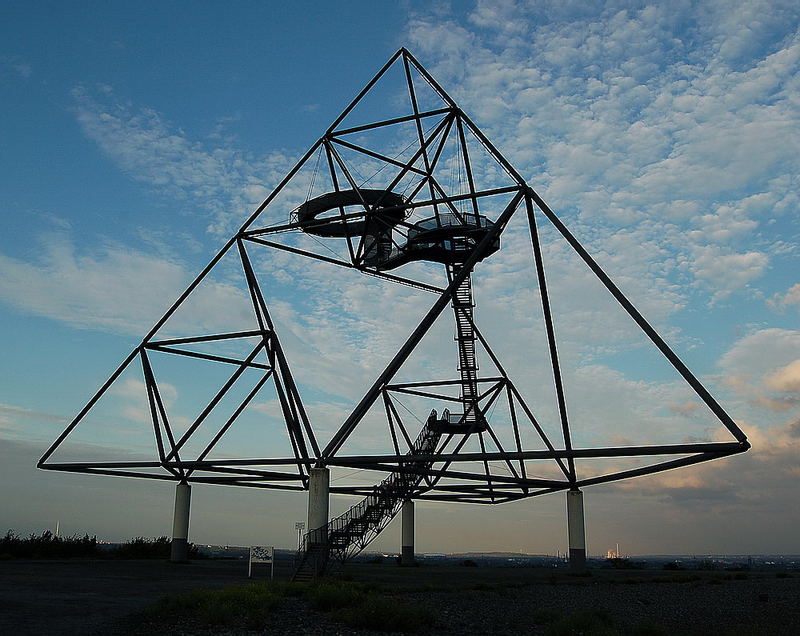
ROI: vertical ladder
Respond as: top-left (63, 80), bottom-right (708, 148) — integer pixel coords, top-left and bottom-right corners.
top-left (448, 263), bottom-right (480, 427)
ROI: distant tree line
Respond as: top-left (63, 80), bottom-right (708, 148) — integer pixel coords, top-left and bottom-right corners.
top-left (1, 530), bottom-right (203, 560)
top-left (1, 530), bottom-right (96, 559)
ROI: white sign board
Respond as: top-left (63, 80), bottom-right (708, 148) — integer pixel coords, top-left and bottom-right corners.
top-left (295, 521), bottom-right (305, 531)
top-left (248, 545), bottom-right (274, 578)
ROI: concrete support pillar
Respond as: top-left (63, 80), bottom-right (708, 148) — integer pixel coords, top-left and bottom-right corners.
top-left (566, 488), bottom-right (586, 573)
top-left (307, 467), bottom-right (330, 545)
top-left (400, 499), bottom-right (415, 566)
top-left (170, 482), bottom-right (191, 563)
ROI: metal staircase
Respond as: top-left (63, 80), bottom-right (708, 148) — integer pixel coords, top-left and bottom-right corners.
top-left (292, 424), bottom-right (441, 581)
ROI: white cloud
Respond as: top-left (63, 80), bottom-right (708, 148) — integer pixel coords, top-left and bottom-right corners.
top-left (611, 421), bottom-right (799, 514)
top-left (0, 403), bottom-right (68, 437)
top-left (719, 329), bottom-right (800, 379)
top-left (406, 1), bottom-right (799, 309)
top-left (402, 3), bottom-right (800, 549)
top-left (0, 234), bottom-right (252, 337)
top-left (688, 204), bottom-right (759, 244)
top-left (764, 359), bottom-right (800, 393)
top-left (668, 401), bottom-right (701, 416)
top-left (4, 0), bottom-right (800, 557)
top-left (689, 246), bottom-right (769, 301)
top-left (718, 329), bottom-right (800, 417)
top-left (112, 377), bottom-right (177, 406)
top-left (768, 283), bottom-right (800, 311)
top-left (25, 7), bottom-right (792, 466)
top-left (1, 55), bottom-right (32, 78)
top-left (72, 86), bottom-right (298, 238)
top-left (0, 234), bottom-right (185, 334)
top-left (704, 0), bottom-right (800, 66)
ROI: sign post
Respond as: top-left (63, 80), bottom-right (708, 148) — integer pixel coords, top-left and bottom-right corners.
top-left (248, 545), bottom-right (274, 579)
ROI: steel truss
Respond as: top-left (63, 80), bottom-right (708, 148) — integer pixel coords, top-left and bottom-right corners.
top-left (39, 48), bottom-right (749, 504)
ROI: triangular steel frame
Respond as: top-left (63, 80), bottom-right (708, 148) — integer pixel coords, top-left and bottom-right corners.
top-left (39, 49), bottom-right (749, 503)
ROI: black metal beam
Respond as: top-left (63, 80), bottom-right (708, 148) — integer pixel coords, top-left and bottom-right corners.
top-left (331, 108), bottom-right (452, 137)
top-left (575, 451), bottom-right (739, 488)
top-left (146, 344), bottom-right (271, 369)
top-left (242, 185), bottom-right (522, 237)
top-left (147, 330), bottom-right (266, 347)
top-left (326, 48), bottom-right (411, 133)
top-left (387, 376), bottom-right (505, 390)
top-left (238, 240), bottom-right (320, 460)
top-left (329, 137), bottom-right (429, 178)
top-left (323, 441), bottom-right (746, 466)
top-left (524, 193), bottom-right (576, 482)
top-left (322, 189), bottom-right (526, 458)
top-left (164, 342), bottom-right (266, 461)
top-left (334, 460), bottom-right (565, 487)
top-left (190, 371), bottom-right (274, 471)
top-left (40, 49), bottom-right (748, 512)
top-left (243, 237), bottom-right (443, 294)
top-left (42, 439), bottom-right (745, 474)
top-left (525, 186), bottom-right (749, 446)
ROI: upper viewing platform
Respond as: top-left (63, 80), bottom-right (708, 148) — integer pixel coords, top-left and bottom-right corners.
top-left (296, 188), bottom-right (500, 271)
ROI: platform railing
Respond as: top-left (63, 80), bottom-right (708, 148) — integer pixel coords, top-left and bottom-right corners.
top-left (292, 423), bottom-right (440, 579)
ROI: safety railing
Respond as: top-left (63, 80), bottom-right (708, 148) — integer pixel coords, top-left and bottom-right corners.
top-left (292, 422), bottom-right (440, 578)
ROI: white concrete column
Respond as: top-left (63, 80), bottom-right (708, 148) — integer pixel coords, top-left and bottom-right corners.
top-left (400, 499), bottom-right (415, 566)
top-left (170, 482), bottom-right (191, 562)
top-left (307, 467), bottom-right (330, 545)
top-left (566, 488), bottom-right (586, 573)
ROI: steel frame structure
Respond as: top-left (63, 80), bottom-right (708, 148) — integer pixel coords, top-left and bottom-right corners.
top-left (39, 49), bottom-right (749, 504)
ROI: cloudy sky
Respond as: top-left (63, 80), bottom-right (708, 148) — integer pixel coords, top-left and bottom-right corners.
top-left (2, 1), bottom-right (798, 556)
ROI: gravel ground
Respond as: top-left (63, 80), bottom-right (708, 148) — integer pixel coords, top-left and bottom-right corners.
top-left (403, 575), bottom-right (799, 634)
top-left (128, 573), bottom-right (800, 635)
top-left (2, 559), bottom-right (798, 635)
top-left (0, 558), bottom-right (289, 635)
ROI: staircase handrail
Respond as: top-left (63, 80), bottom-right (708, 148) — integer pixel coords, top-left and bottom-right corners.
top-left (293, 422), bottom-right (440, 576)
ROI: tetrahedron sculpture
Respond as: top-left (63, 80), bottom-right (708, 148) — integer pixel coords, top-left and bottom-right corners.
top-left (40, 49), bottom-right (748, 515)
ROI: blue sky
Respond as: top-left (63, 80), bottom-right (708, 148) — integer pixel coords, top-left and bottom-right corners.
top-left (2, 1), bottom-right (799, 555)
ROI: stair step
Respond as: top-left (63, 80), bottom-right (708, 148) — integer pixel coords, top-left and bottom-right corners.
top-left (292, 423), bottom-right (443, 581)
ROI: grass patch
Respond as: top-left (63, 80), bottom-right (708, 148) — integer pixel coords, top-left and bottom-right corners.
top-left (304, 579), bottom-right (433, 632)
top-left (140, 578), bottom-right (380, 632)
top-left (139, 577), bottom-right (690, 635)
top-left (145, 583), bottom-right (281, 630)
top-left (631, 620), bottom-right (669, 635)
top-left (335, 594), bottom-right (435, 632)
top-left (265, 580), bottom-right (309, 597)
top-left (470, 581), bottom-right (503, 593)
top-left (306, 580), bottom-right (367, 611)
top-left (655, 573), bottom-right (702, 584)
top-left (544, 607), bottom-right (616, 636)
top-left (510, 607), bottom-right (562, 631)
top-left (515, 606), bottom-right (670, 635)
top-left (530, 608), bottom-right (563, 625)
